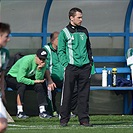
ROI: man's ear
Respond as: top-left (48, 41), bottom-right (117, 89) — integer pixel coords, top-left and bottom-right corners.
top-left (70, 16), bottom-right (74, 21)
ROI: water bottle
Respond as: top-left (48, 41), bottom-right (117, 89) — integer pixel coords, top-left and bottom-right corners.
top-left (102, 66), bottom-right (107, 87)
top-left (107, 70), bottom-right (112, 87)
top-left (126, 48), bottom-right (133, 85)
top-left (130, 65), bottom-right (133, 85)
top-left (127, 75), bottom-right (130, 80)
top-left (112, 68), bottom-right (117, 87)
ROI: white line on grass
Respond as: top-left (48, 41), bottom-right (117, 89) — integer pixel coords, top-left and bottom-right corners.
top-left (8, 124), bottom-right (133, 130)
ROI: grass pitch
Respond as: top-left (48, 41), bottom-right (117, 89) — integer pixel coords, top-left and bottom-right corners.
top-left (6, 115), bottom-right (133, 133)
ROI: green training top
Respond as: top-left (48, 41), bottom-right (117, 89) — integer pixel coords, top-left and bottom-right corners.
top-left (0, 47), bottom-right (9, 71)
top-left (58, 27), bottom-right (90, 67)
top-left (44, 43), bottom-right (64, 81)
top-left (7, 54), bottom-right (46, 85)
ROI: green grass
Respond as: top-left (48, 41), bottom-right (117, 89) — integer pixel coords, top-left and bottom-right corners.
top-left (6, 115), bottom-right (133, 133)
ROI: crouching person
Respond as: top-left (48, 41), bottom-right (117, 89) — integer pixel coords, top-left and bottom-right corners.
top-left (5, 48), bottom-right (52, 119)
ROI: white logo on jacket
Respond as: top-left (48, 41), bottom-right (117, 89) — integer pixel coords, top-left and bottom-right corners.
top-left (80, 34), bottom-right (84, 40)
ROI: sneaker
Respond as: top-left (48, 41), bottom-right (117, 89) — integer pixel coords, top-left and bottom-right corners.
top-left (39, 112), bottom-right (52, 119)
top-left (17, 112), bottom-right (29, 119)
top-left (70, 112), bottom-right (77, 118)
top-left (53, 111), bottom-right (58, 117)
top-left (80, 122), bottom-right (93, 127)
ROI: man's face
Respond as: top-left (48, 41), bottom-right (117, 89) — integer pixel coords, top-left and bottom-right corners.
top-left (52, 36), bottom-right (58, 49)
top-left (35, 56), bottom-right (46, 65)
top-left (0, 32), bottom-right (10, 47)
top-left (70, 11), bottom-right (83, 26)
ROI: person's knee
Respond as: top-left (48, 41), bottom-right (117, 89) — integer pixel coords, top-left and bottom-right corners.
top-left (0, 118), bottom-right (7, 133)
top-left (34, 83), bottom-right (44, 91)
top-left (35, 83), bottom-right (42, 88)
top-left (17, 83), bottom-right (26, 93)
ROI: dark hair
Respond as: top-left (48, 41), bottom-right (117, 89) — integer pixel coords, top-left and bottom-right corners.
top-left (0, 22), bottom-right (11, 34)
top-left (69, 7), bottom-right (82, 19)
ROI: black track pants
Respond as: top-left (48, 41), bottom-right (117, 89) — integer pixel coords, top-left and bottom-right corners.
top-left (60, 64), bottom-right (91, 123)
top-left (6, 75), bottom-right (48, 106)
top-left (51, 79), bottom-right (78, 113)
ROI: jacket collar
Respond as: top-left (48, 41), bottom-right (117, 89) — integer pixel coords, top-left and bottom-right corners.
top-left (48, 42), bottom-right (57, 52)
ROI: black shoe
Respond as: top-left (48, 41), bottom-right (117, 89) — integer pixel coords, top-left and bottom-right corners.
top-left (80, 122), bottom-right (93, 127)
top-left (60, 123), bottom-right (68, 127)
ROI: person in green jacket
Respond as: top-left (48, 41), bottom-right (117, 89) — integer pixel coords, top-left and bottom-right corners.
top-left (6, 48), bottom-right (52, 119)
top-left (0, 22), bottom-right (11, 133)
top-left (44, 31), bottom-right (77, 117)
top-left (58, 7), bottom-right (93, 127)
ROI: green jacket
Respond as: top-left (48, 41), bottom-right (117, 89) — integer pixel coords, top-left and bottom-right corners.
top-left (44, 43), bottom-right (64, 81)
top-left (58, 25), bottom-right (93, 68)
top-left (8, 54), bottom-right (46, 85)
top-left (0, 47), bottom-right (9, 71)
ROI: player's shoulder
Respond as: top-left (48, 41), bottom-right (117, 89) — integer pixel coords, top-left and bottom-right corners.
top-left (1, 47), bottom-right (9, 52)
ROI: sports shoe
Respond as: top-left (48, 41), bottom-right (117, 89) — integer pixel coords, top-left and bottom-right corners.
top-left (80, 122), bottom-right (93, 127)
top-left (70, 112), bottom-right (77, 118)
top-left (17, 112), bottom-right (29, 119)
top-left (53, 111), bottom-right (58, 117)
top-left (39, 112), bottom-right (52, 119)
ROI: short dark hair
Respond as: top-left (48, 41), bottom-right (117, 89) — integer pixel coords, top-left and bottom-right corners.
top-left (0, 22), bottom-right (11, 34)
top-left (69, 7), bottom-right (82, 19)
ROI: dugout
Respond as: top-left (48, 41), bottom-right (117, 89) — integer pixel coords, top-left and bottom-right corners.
top-left (1, 0), bottom-right (133, 115)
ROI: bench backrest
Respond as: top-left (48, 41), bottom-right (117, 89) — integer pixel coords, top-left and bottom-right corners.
top-left (93, 56), bottom-right (130, 74)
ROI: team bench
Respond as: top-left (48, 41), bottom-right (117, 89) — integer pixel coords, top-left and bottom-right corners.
top-left (56, 56), bottom-right (133, 114)
top-left (6, 56), bottom-right (133, 115)
top-left (92, 56), bottom-right (133, 115)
